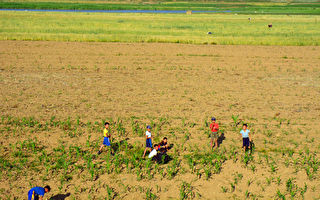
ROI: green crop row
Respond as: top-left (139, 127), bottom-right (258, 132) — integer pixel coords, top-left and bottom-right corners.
top-left (0, 114), bottom-right (319, 199)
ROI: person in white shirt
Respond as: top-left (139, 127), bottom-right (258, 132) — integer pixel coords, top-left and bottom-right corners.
top-left (143, 125), bottom-right (152, 158)
top-left (148, 144), bottom-right (159, 159)
top-left (240, 124), bottom-right (252, 152)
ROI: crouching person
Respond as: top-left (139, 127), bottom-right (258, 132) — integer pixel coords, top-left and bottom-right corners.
top-left (28, 185), bottom-right (50, 200)
top-left (149, 144), bottom-right (171, 164)
top-left (148, 144), bottom-right (159, 161)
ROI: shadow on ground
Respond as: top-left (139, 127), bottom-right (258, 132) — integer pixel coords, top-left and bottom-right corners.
top-left (111, 138), bottom-right (130, 152)
top-left (49, 193), bottom-right (70, 200)
top-left (217, 132), bottom-right (225, 147)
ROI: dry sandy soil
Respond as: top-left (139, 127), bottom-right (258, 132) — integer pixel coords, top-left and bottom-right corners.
top-left (0, 41), bottom-right (319, 199)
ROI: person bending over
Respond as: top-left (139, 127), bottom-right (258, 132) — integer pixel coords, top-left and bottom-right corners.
top-left (28, 185), bottom-right (50, 200)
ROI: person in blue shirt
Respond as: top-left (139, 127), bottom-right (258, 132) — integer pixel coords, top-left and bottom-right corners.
top-left (240, 124), bottom-right (252, 152)
top-left (28, 185), bottom-right (50, 200)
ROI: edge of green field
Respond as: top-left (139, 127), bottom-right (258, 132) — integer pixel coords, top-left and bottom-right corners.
top-left (0, 1), bottom-right (320, 15)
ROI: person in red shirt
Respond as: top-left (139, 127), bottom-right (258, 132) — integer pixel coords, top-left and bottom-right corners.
top-left (210, 117), bottom-right (219, 149)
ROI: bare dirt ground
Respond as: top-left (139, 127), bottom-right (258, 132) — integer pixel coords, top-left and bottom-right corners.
top-left (0, 41), bottom-right (319, 199)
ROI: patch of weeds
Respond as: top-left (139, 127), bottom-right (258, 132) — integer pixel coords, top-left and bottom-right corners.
top-left (250, 164), bottom-right (256, 172)
top-left (286, 178), bottom-right (298, 198)
top-left (221, 186), bottom-right (228, 193)
top-left (276, 189), bottom-right (286, 200)
top-left (277, 176), bottom-right (281, 186)
top-left (266, 176), bottom-right (273, 185)
top-left (180, 182), bottom-right (195, 200)
top-left (247, 179), bottom-right (253, 186)
top-left (242, 152), bottom-right (253, 165)
top-left (231, 114), bottom-right (240, 129)
top-left (270, 162), bottom-right (277, 173)
top-left (146, 188), bottom-right (158, 200)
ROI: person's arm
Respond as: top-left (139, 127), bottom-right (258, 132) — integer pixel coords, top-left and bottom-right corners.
top-left (39, 196), bottom-right (44, 200)
top-left (249, 131), bottom-right (252, 141)
top-left (209, 123), bottom-right (213, 130)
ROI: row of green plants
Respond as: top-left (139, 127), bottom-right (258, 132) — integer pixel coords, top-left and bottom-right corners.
top-left (0, 114), bottom-right (319, 199)
top-left (1, 114), bottom-right (319, 178)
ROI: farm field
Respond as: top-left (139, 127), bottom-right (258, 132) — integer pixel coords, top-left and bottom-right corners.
top-left (1, 11), bottom-right (320, 45)
top-left (1, 1), bottom-right (319, 15)
top-left (0, 41), bottom-right (319, 199)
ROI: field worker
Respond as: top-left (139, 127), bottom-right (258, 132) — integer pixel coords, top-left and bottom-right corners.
top-left (240, 124), bottom-right (252, 152)
top-left (28, 185), bottom-right (50, 200)
top-left (159, 137), bottom-right (169, 154)
top-left (98, 122), bottom-right (113, 155)
top-left (143, 125), bottom-right (152, 158)
top-left (148, 144), bottom-right (159, 159)
top-left (209, 117), bottom-right (219, 149)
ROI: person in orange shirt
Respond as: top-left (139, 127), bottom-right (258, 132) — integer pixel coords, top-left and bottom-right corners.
top-left (209, 117), bottom-right (219, 149)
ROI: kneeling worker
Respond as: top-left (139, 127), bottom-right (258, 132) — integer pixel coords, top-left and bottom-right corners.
top-left (28, 185), bottom-right (51, 200)
top-left (148, 144), bottom-right (159, 160)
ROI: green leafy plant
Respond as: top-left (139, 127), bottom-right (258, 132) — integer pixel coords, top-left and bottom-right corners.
top-left (276, 189), bottom-right (285, 200)
top-left (180, 182), bottom-right (195, 200)
top-left (146, 188), bottom-right (157, 200)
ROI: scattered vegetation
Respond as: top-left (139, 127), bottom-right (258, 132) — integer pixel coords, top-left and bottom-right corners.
top-left (0, 109), bottom-right (319, 199)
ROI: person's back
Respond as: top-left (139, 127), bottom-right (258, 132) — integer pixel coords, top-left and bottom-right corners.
top-left (148, 144), bottom-right (159, 159)
top-left (28, 186), bottom-right (50, 200)
top-left (148, 149), bottom-right (157, 158)
top-left (28, 187), bottom-right (45, 197)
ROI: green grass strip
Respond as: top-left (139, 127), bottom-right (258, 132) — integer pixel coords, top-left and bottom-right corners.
top-left (0, 2), bottom-right (319, 15)
top-left (0, 12), bottom-right (319, 45)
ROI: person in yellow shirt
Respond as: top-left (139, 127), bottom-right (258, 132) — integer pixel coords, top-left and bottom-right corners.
top-left (98, 122), bottom-right (113, 155)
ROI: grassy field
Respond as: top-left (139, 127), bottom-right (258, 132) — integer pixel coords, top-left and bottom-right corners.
top-left (0, 11), bottom-right (319, 45)
top-left (0, 41), bottom-right (319, 199)
top-left (1, 1), bottom-right (320, 15)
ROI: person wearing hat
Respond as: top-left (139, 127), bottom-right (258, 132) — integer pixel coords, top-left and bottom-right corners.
top-left (143, 125), bottom-right (153, 158)
top-left (210, 117), bottom-right (219, 149)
